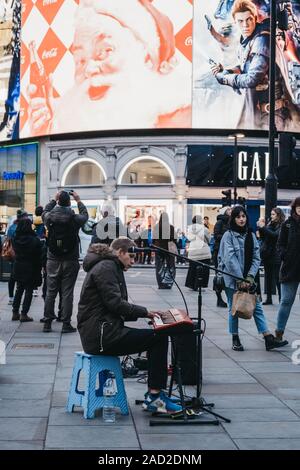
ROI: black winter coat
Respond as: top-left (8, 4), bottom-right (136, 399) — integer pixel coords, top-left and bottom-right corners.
top-left (12, 234), bottom-right (43, 287)
top-left (278, 216), bottom-right (300, 283)
top-left (77, 245), bottom-right (148, 355)
top-left (258, 222), bottom-right (281, 266)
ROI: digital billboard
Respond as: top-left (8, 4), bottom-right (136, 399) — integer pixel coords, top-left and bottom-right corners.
top-left (19, 0), bottom-right (193, 138)
top-left (1, 1), bottom-right (300, 141)
top-left (0, 0), bottom-right (21, 141)
top-left (193, 0), bottom-right (300, 132)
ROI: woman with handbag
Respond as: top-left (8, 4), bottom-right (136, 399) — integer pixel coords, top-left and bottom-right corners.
top-left (152, 212), bottom-right (177, 289)
top-left (218, 205), bottom-right (288, 352)
top-left (11, 218), bottom-right (43, 322)
top-left (185, 215), bottom-right (211, 291)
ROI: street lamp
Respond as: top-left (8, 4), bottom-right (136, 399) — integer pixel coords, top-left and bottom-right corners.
top-left (228, 133), bottom-right (245, 204)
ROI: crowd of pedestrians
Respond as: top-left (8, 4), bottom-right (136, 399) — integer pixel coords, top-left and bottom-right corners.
top-left (0, 194), bottom-right (299, 354)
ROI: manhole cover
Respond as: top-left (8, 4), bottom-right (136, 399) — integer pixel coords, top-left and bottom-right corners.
top-left (12, 343), bottom-right (54, 350)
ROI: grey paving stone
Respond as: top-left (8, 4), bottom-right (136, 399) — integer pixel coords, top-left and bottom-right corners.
top-left (216, 408), bottom-right (299, 422)
top-left (45, 425), bottom-right (139, 449)
top-left (200, 394), bottom-right (286, 409)
top-left (139, 433), bottom-right (237, 450)
top-left (223, 421), bottom-right (300, 438)
top-left (243, 362), bottom-right (300, 373)
top-left (0, 400), bottom-right (50, 417)
top-left (0, 364), bottom-right (56, 384)
top-left (6, 355), bottom-right (58, 365)
top-left (235, 438), bottom-right (300, 450)
top-left (0, 418), bottom-right (47, 440)
top-left (203, 374), bottom-right (257, 384)
top-left (0, 384), bottom-right (52, 400)
top-left (0, 441), bottom-right (44, 450)
top-left (51, 391), bottom-right (69, 407)
top-left (283, 400), bottom-right (300, 416)
top-left (273, 388), bottom-right (300, 400)
top-left (201, 383), bottom-right (268, 395)
top-left (253, 372), bottom-right (300, 388)
top-left (225, 350), bottom-right (290, 362)
top-left (49, 407), bottom-right (133, 425)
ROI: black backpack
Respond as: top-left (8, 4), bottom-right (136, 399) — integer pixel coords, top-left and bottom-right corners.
top-left (47, 213), bottom-right (78, 257)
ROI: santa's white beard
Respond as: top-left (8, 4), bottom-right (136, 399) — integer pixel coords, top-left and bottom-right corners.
top-left (52, 61), bottom-right (191, 133)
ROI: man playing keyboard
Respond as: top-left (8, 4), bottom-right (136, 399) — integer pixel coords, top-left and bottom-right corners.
top-left (77, 236), bottom-right (182, 414)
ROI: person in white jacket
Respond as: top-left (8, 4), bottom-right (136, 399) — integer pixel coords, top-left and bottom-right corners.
top-left (185, 215), bottom-right (211, 291)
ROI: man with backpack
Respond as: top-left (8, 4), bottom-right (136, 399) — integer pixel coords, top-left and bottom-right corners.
top-left (42, 190), bottom-right (88, 333)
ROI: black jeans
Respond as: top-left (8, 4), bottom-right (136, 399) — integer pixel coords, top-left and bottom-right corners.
top-left (8, 266), bottom-right (15, 298)
top-left (12, 282), bottom-right (33, 315)
top-left (103, 328), bottom-right (169, 390)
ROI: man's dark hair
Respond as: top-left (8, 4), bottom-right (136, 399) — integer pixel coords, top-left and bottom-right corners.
top-left (35, 205), bottom-right (43, 216)
top-left (58, 191), bottom-right (71, 207)
top-left (15, 218), bottom-right (34, 237)
top-left (111, 237), bottom-right (136, 253)
top-left (291, 197), bottom-right (300, 215)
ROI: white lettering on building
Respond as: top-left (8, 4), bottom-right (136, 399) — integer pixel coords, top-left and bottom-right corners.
top-left (238, 151), bottom-right (270, 182)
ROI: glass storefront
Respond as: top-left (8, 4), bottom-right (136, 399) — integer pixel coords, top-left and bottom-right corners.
top-left (120, 158), bottom-right (173, 184)
top-left (0, 143), bottom-right (38, 232)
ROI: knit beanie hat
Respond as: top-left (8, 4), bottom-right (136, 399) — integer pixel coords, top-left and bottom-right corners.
top-left (219, 206), bottom-right (231, 216)
top-left (78, 0), bottom-right (176, 73)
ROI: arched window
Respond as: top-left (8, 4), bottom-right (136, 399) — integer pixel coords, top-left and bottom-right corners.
top-left (62, 158), bottom-right (106, 186)
top-left (119, 157), bottom-right (173, 184)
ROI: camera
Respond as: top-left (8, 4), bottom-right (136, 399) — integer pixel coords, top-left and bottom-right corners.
top-left (68, 190), bottom-right (74, 195)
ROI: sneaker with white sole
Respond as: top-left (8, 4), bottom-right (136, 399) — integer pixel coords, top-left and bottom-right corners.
top-left (8, 297), bottom-right (14, 305)
top-left (142, 391), bottom-right (182, 414)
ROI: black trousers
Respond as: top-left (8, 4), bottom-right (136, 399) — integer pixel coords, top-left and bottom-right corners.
top-left (264, 261), bottom-right (281, 300)
top-left (103, 328), bottom-right (168, 390)
top-left (12, 282), bottom-right (33, 315)
top-left (44, 259), bottom-right (79, 323)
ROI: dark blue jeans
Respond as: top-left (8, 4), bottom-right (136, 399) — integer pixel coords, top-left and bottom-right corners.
top-left (276, 282), bottom-right (299, 332)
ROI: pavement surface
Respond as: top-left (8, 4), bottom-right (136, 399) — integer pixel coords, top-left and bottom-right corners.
top-left (0, 267), bottom-right (300, 451)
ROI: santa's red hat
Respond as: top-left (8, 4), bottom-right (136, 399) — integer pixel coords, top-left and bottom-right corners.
top-left (79, 0), bottom-right (176, 73)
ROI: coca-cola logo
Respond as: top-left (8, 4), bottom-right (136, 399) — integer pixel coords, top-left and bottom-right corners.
top-left (185, 36), bottom-right (193, 46)
top-left (42, 48), bottom-right (58, 60)
top-left (43, 0), bottom-right (59, 6)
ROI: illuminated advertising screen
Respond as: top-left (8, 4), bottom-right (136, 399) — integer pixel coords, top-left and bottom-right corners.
top-left (193, 0), bottom-right (300, 132)
top-left (19, 0), bottom-right (193, 138)
top-left (0, 0), bottom-right (21, 141)
top-left (2, 1), bottom-right (300, 141)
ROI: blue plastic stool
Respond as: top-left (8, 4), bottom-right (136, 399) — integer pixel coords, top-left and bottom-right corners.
top-left (66, 352), bottom-right (129, 419)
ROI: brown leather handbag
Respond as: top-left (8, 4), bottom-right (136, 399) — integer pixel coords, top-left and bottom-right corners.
top-left (1, 237), bottom-right (15, 262)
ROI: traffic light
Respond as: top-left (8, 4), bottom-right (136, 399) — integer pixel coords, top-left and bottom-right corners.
top-left (278, 133), bottom-right (297, 167)
top-left (221, 189), bottom-right (232, 206)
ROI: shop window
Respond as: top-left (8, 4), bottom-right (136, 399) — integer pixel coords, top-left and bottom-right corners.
top-left (120, 158), bottom-right (172, 184)
top-left (64, 161), bottom-right (105, 186)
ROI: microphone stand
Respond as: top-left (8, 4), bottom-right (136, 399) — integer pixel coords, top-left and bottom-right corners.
top-left (146, 244), bottom-right (246, 426)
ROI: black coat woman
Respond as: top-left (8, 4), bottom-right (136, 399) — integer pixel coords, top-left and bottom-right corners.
top-left (12, 218), bottom-right (43, 321)
top-left (257, 207), bottom-right (285, 305)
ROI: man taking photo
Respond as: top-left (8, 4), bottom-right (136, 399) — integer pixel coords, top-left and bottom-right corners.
top-left (42, 190), bottom-right (88, 333)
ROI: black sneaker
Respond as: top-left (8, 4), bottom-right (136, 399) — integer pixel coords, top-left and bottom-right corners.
top-left (43, 322), bottom-right (52, 333)
top-left (62, 324), bottom-right (77, 334)
top-left (217, 298), bottom-right (228, 308)
top-left (232, 334), bottom-right (244, 351)
top-left (265, 334), bottom-right (288, 351)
